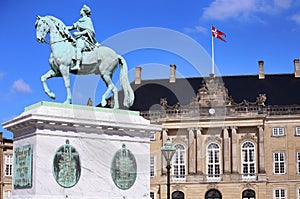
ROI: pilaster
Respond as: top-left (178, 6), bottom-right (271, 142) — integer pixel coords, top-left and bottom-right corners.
top-left (231, 127), bottom-right (238, 173)
top-left (188, 128), bottom-right (196, 174)
top-left (258, 125), bottom-right (265, 173)
top-left (223, 127), bottom-right (231, 173)
top-left (162, 128), bottom-right (168, 174)
top-left (196, 128), bottom-right (203, 174)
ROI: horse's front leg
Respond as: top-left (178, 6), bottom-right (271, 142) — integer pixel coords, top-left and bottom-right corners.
top-left (59, 65), bottom-right (72, 104)
top-left (41, 69), bottom-right (57, 99)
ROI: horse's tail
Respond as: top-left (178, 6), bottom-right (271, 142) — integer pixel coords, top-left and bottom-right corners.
top-left (118, 55), bottom-right (134, 107)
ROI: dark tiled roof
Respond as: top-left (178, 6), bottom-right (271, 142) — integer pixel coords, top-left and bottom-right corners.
top-left (113, 73), bottom-right (300, 111)
top-left (221, 74), bottom-right (299, 106)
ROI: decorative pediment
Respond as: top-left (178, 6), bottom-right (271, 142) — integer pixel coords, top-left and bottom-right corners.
top-left (159, 76), bottom-right (267, 111)
top-left (207, 182), bottom-right (218, 189)
top-left (196, 77), bottom-right (228, 107)
top-left (205, 136), bottom-right (222, 145)
top-left (173, 184), bottom-right (186, 191)
top-left (172, 137), bottom-right (188, 147)
top-left (239, 133), bottom-right (257, 144)
top-left (242, 182), bottom-right (255, 190)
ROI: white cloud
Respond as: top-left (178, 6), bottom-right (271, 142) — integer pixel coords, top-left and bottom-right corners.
top-left (202, 0), bottom-right (293, 20)
top-left (12, 79), bottom-right (32, 93)
top-left (195, 26), bottom-right (208, 33)
top-left (183, 26), bottom-right (207, 34)
top-left (202, 0), bottom-right (257, 20)
top-left (274, 0), bottom-right (292, 9)
top-left (291, 13), bottom-right (300, 24)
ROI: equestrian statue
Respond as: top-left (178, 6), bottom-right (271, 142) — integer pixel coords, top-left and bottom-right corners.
top-left (35, 5), bottom-right (134, 109)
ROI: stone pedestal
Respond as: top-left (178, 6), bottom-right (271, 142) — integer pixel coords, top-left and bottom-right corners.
top-left (3, 102), bottom-right (161, 199)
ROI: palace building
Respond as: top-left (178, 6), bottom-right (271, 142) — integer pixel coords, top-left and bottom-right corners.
top-left (126, 59), bottom-right (300, 199)
top-left (4, 59), bottom-right (300, 199)
top-left (0, 133), bottom-right (13, 199)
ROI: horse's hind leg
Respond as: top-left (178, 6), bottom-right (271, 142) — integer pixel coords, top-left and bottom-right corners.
top-left (101, 74), bottom-right (119, 109)
top-left (41, 69), bottom-right (57, 99)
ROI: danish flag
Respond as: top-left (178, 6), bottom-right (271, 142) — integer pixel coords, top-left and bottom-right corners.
top-left (212, 26), bottom-right (226, 42)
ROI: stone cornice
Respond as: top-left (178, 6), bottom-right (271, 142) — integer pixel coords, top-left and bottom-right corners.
top-left (3, 101), bottom-right (162, 138)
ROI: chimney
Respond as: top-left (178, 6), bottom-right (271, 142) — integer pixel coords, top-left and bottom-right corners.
top-left (258, 60), bottom-right (265, 79)
top-left (135, 66), bottom-right (142, 84)
top-left (294, 59), bottom-right (300, 78)
top-left (169, 64), bottom-right (176, 83)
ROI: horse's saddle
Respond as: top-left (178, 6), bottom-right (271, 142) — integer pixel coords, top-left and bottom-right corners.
top-left (74, 46), bottom-right (101, 65)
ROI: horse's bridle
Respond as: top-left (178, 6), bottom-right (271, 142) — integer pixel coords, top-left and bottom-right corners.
top-left (36, 17), bottom-right (69, 45)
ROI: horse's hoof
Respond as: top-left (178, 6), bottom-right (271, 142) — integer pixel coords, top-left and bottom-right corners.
top-left (63, 100), bottom-right (71, 104)
top-left (113, 106), bottom-right (119, 109)
top-left (113, 104), bottom-right (119, 109)
top-left (101, 100), bottom-right (107, 107)
top-left (49, 92), bottom-right (56, 99)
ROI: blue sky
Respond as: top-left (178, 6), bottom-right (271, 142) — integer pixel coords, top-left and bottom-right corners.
top-left (1, 0), bottom-right (300, 139)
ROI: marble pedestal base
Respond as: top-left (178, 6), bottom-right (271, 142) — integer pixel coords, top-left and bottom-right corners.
top-left (3, 102), bottom-right (161, 199)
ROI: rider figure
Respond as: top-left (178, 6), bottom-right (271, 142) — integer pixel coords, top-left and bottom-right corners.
top-left (68, 5), bottom-right (98, 70)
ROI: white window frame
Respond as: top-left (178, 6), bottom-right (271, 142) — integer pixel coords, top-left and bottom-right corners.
top-left (241, 141), bottom-right (256, 179)
top-left (150, 155), bottom-right (155, 177)
top-left (296, 127), bottom-right (300, 136)
top-left (272, 127), bottom-right (285, 136)
top-left (298, 188), bottom-right (300, 199)
top-left (150, 133), bottom-right (156, 141)
top-left (172, 144), bottom-right (186, 182)
top-left (273, 152), bottom-right (285, 174)
top-left (206, 142), bottom-right (221, 181)
top-left (297, 151), bottom-right (300, 174)
top-left (274, 188), bottom-right (286, 199)
top-left (4, 155), bottom-right (13, 177)
top-left (3, 190), bottom-right (11, 199)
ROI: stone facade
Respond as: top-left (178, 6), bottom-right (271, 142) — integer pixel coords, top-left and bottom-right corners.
top-left (144, 76), bottom-right (300, 199)
top-left (0, 133), bottom-right (13, 199)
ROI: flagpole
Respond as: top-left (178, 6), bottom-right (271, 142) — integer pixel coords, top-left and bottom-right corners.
top-left (211, 25), bottom-right (225, 77)
top-left (211, 32), bottom-right (215, 76)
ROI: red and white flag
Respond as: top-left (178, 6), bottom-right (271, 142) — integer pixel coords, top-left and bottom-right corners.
top-left (212, 26), bottom-right (226, 42)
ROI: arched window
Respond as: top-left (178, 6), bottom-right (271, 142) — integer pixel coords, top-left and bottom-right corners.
top-left (241, 141), bottom-right (256, 179)
top-left (172, 144), bottom-right (186, 181)
top-left (172, 191), bottom-right (184, 199)
top-left (242, 189), bottom-right (255, 199)
top-left (206, 143), bottom-right (221, 180)
top-left (205, 189), bottom-right (222, 199)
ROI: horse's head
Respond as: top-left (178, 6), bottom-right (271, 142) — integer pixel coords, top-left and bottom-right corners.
top-left (35, 16), bottom-right (50, 43)
top-left (35, 15), bottom-right (74, 44)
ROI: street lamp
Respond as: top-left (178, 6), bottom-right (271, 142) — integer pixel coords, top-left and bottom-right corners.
top-left (161, 138), bottom-right (176, 199)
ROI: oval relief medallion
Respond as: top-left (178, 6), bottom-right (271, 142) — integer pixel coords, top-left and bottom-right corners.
top-left (52, 140), bottom-right (81, 188)
top-left (110, 144), bottom-right (137, 190)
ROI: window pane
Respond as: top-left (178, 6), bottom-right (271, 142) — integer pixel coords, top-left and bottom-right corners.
top-left (4, 155), bottom-right (13, 176)
top-left (274, 189), bottom-right (285, 199)
top-left (242, 142), bottom-right (256, 177)
top-left (207, 143), bottom-right (220, 179)
top-left (150, 156), bottom-right (155, 177)
top-left (172, 144), bottom-right (185, 180)
top-left (298, 152), bottom-right (300, 173)
top-left (274, 152), bottom-right (285, 174)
